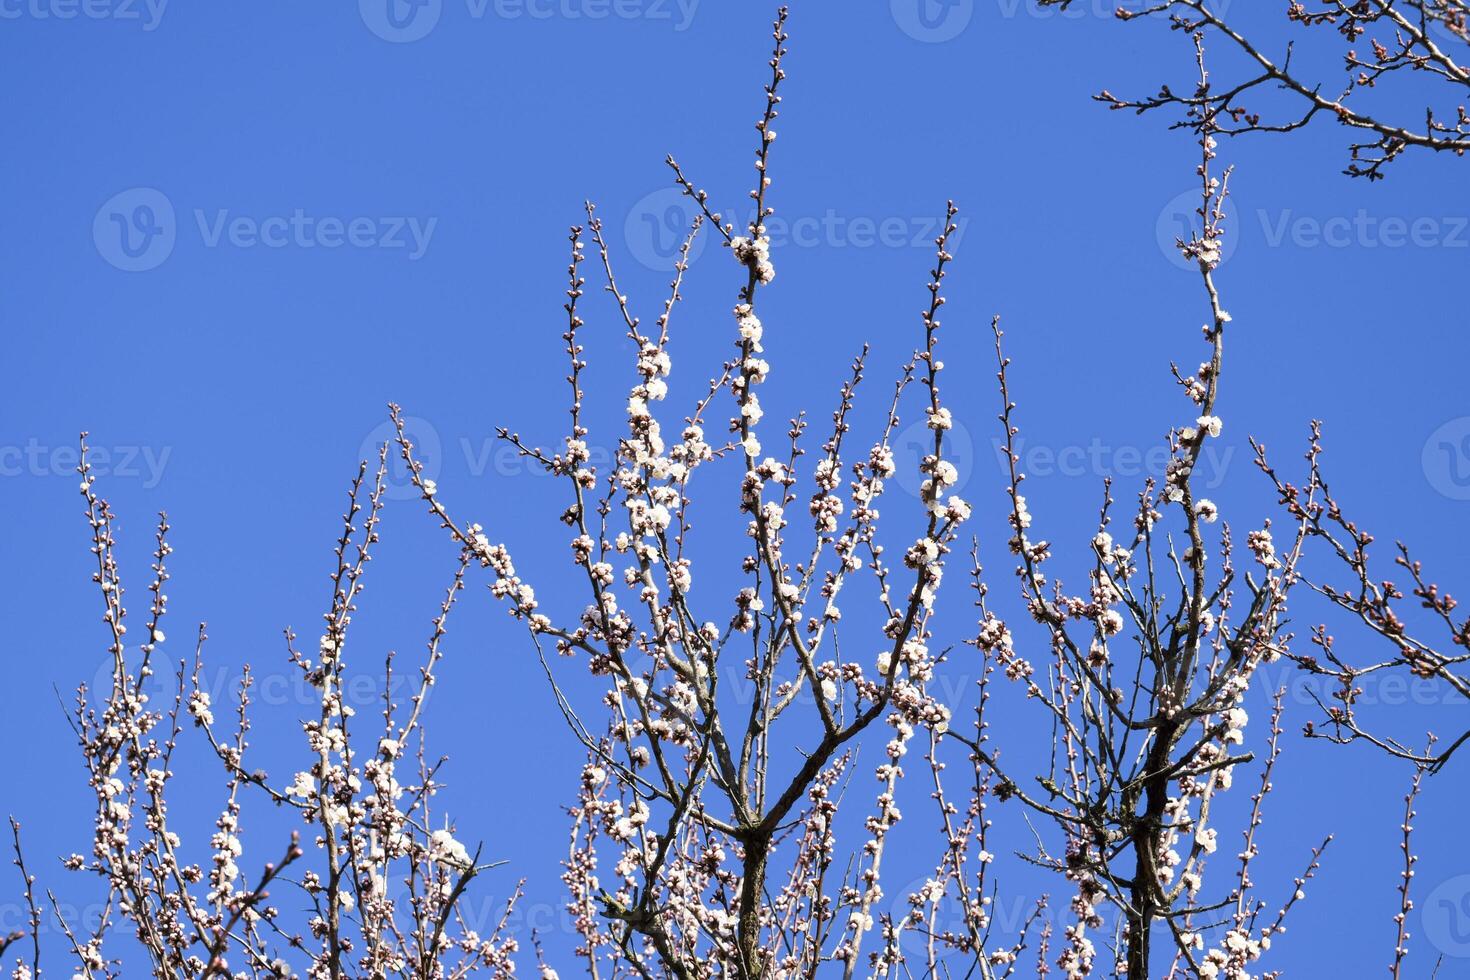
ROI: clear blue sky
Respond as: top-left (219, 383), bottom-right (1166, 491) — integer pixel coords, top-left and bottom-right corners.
top-left (3, 1), bottom-right (1468, 974)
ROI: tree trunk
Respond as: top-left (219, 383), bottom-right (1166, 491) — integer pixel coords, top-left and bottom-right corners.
top-left (1126, 894), bottom-right (1154, 980)
top-left (1127, 718), bottom-right (1178, 979)
top-left (736, 829), bottom-right (771, 979)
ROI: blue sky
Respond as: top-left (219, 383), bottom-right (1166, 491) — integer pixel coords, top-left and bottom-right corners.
top-left (3, 0), bottom-right (1469, 974)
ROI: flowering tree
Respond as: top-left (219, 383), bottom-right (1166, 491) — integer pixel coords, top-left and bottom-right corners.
top-left (1253, 429), bottom-right (1470, 770)
top-left (1045, 2), bottom-right (1470, 958)
top-left (383, 16), bottom-right (1435, 980)
top-left (7, 8), bottom-right (1457, 980)
top-left (1051, 0), bottom-right (1470, 178)
top-left (1068, 1), bottom-right (1470, 768)
top-left (15, 449), bottom-right (522, 978)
